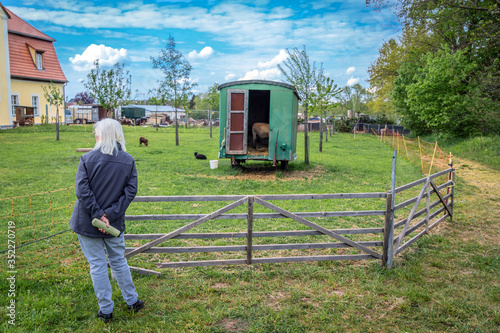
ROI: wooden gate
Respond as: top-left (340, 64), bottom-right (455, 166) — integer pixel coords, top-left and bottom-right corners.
top-left (123, 168), bottom-right (454, 275)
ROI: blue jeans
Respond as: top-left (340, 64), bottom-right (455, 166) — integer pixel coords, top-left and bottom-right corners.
top-left (78, 234), bottom-right (138, 314)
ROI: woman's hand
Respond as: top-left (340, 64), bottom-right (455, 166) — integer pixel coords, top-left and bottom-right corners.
top-left (98, 214), bottom-right (110, 234)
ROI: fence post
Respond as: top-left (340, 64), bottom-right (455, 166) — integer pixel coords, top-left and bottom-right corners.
top-left (426, 179), bottom-right (430, 233)
top-left (450, 169), bottom-right (455, 224)
top-left (382, 192), bottom-right (394, 267)
top-left (246, 196), bottom-right (254, 265)
top-left (209, 110), bottom-right (213, 139)
top-left (382, 150), bottom-right (397, 268)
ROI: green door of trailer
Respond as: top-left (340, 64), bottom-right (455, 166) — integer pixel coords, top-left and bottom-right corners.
top-left (226, 89), bottom-right (248, 155)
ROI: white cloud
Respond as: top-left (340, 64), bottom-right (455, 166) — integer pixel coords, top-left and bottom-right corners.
top-left (69, 44), bottom-right (128, 71)
top-left (346, 67), bottom-right (356, 75)
top-left (257, 50), bottom-right (288, 68)
top-left (347, 76), bottom-right (360, 86)
top-left (225, 73), bottom-right (236, 81)
top-left (187, 46), bottom-right (214, 60)
top-left (240, 68), bottom-right (281, 81)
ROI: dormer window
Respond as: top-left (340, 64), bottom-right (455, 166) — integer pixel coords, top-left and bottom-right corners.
top-left (36, 52), bottom-right (43, 70)
top-left (26, 43), bottom-right (45, 70)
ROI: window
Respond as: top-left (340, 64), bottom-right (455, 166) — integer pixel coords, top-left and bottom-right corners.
top-left (11, 94), bottom-right (19, 116)
top-left (32, 95), bottom-right (40, 116)
top-left (36, 52), bottom-right (43, 70)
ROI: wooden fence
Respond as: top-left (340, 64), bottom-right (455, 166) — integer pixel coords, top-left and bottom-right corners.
top-left (123, 166), bottom-right (454, 275)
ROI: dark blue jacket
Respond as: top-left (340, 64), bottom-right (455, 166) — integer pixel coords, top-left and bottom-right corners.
top-left (69, 145), bottom-right (137, 237)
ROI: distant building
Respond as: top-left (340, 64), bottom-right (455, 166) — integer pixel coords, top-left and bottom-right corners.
top-left (0, 3), bottom-right (68, 127)
top-left (120, 104), bottom-right (186, 120)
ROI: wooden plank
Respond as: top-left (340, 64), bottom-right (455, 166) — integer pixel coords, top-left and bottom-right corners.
top-left (124, 227), bottom-right (385, 241)
top-left (124, 197), bottom-right (248, 259)
top-left (126, 245), bottom-right (246, 253)
top-left (394, 213), bottom-right (450, 257)
top-left (156, 259), bottom-right (246, 268)
top-left (395, 168), bottom-right (452, 193)
top-left (76, 148), bottom-right (92, 152)
top-left (124, 241), bottom-right (383, 254)
top-left (428, 214), bottom-right (450, 231)
top-left (128, 266), bottom-right (161, 276)
top-left (393, 194), bottom-right (451, 229)
top-left (395, 229), bottom-right (427, 255)
top-left (247, 196), bottom-right (253, 264)
top-left (156, 255), bottom-right (377, 268)
top-left (252, 254), bottom-right (376, 264)
top-left (125, 210), bottom-right (386, 221)
top-left (394, 181), bottom-right (453, 211)
top-left (254, 197), bottom-right (382, 259)
top-left (430, 179), bottom-right (453, 217)
top-left (132, 192), bottom-right (387, 203)
top-left (393, 178), bottom-right (429, 255)
top-left (392, 208), bottom-right (445, 243)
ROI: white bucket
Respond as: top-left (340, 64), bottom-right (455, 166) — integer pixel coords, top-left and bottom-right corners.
top-left (209, 160), bottom-right (218, 169)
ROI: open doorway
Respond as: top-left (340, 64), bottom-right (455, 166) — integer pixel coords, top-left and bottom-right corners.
top-left (247, 90), bottom-right (270, 155)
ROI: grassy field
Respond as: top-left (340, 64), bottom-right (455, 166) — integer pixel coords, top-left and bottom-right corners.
top-left (0, 125), bottom-right (498, 332)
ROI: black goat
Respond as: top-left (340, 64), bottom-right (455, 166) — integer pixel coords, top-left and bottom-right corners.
top-left (194, 152), bottom-right (207, 160)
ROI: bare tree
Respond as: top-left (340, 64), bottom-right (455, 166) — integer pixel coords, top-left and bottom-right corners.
top-left (278, 46), bottom-right (320, 164)
top-left (42, 81), bottom-right (65, 141)
top-left (151, 35), bottom-right (196, 146)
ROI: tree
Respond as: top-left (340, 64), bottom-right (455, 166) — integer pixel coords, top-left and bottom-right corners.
top-left (42, 81), bottom-right (65, 141)
top-left (278, 46), bottom-right (320, 164)
top-left (311, 74), bottom-right (341, 151)
top-left (84, 60), bottom-right (131, 119)
top-left (368, 0), bottom-right (500, 136)
top-left (74, 91), bottom-right (95, 104)
top-left (205, 83), bottom-right (220, 138)
top-left (151, 35), bottom-right (197, 146)
top-left (393, 47), bottom-right (498, 137)
top-left (339, 84), bottom-right (369, 116)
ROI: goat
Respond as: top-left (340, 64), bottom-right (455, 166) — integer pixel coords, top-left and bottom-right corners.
top-left (252, 122), bottom-right (269, 148)
top-left (139, 137), bottom-right (148, 147)
top-left (194, 152), bottom-right (207, 160)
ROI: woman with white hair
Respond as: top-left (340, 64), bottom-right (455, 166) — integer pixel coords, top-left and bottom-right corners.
top-left (70, 118), bottom-right (143, 323)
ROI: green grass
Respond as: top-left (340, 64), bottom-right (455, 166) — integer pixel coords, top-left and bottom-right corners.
top-left (418, 134), bottom-right (500, 170)
top-left (0, 125), bottom-right (498, 332)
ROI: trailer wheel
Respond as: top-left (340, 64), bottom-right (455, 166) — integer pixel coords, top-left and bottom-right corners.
top-left (280, 161), bottom-right (289, 170)
top-left (74, 119), bottom-right (82, 124)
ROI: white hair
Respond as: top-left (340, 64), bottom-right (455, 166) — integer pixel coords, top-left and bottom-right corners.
top-left (93, 118), bottom-right (127, 155)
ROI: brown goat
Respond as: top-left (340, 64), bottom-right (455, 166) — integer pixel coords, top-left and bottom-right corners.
top-left (139, 137), bottom-right (148, 147)
top-left (252, 122), bottom-right (269, 148)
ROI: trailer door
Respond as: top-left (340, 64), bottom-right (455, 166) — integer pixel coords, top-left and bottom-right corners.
top-left (226, 89), bottom-right (248, 155)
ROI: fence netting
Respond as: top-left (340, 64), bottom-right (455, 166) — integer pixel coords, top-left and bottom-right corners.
top-left (0, 186), bottom-right (89, 279)
top-left (370, 128), bottom-right (452, 182)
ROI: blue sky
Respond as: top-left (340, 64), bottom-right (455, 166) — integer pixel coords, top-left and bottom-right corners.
top-left (5, 0), bottom-right (400, 100)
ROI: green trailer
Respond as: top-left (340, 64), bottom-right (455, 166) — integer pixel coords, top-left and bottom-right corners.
top-left (218, 80), bottom-right (299, 169)
top-left (121, 106), bottom-right (146, 119)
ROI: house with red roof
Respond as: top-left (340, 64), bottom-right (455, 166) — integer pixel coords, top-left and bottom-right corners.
top-left (0, 3), bottom-right (67, 127)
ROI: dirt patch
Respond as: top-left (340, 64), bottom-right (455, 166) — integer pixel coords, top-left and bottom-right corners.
top-left (216, 318), bottom-right (249, 333)
top-left (265, 291), bottom-right (290, 310)
top-left (197, 165), bottom-right (325, 182)
top-left (212, 282), bottom-right (229, 290)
